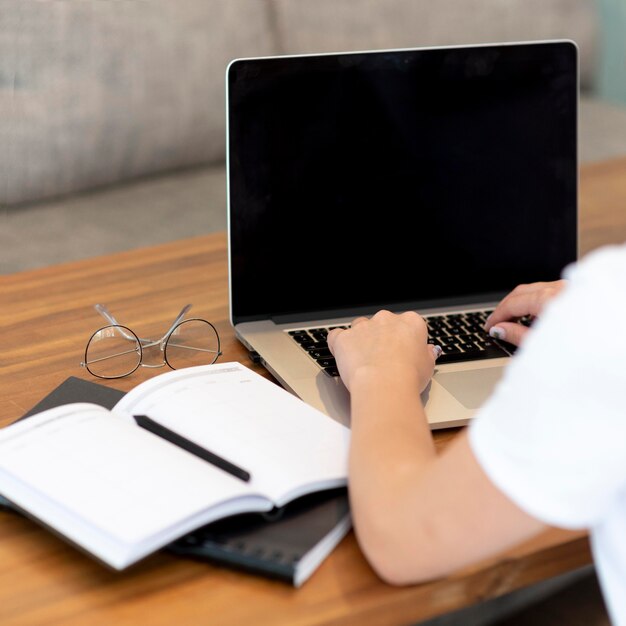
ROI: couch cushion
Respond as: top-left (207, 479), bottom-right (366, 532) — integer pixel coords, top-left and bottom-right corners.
top-left (1, 164), bottom-right (227, 274)
top-left (271, 0), bottom-right (597, 88)
top-left (1, 1), bottom-right (276, 206)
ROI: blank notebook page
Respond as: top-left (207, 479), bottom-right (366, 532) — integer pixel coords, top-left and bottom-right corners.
top-left (114, 363), bottom-right (351, 503)
top-left (0, 404), bottom-right (252, 545)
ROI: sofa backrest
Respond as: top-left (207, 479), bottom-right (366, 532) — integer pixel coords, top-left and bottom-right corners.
top-left (1, 0), bottom-right (597, 206)
top-left (1, 1), bottom-right (277, 206)
top-left (272, 0), bottom-right (597, 86)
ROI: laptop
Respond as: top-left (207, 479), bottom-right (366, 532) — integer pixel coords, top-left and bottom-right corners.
top-left (226, 41), bottom-right (578, 429)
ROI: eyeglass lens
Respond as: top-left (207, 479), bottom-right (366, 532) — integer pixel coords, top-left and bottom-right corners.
top-left (84, 325), bottom-right (141, 379)
top-left (164, 319), bottom-right (221, 370)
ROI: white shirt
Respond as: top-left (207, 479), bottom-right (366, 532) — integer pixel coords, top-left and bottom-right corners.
top-left (470, 244), bottom-right (626, 626)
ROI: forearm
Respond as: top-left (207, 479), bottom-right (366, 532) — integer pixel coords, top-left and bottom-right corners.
top-left (347, 368), bottom-right (546, 586)
top-left (348, 368), bottom-right (437, 582)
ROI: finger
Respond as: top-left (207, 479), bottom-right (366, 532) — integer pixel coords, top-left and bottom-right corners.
top-left (430, 344), bottom-right (443, 361)
top-left (486, 280), bottom-right (567, 329)
top-left (329, 315), bottom-right (368, 353)
top-left (506, 281), bottom-right (552, 296)
top-left (488, 322), bottom-right (530, 347)
top-left (371, 309), bottom-right (394, 321)
top-left (351, 316), bottom-right (369, 326)
top-left (399, 310), bottom-right (423, 323)
top-left (399, 310), bottom-right (428, 336)
top-left (503, 280), bottom-right (566, 302)
top-left (486, 289), bottom-right (556, 329)
top-left (418, 343), bottom-right (439, 392)
top-left (327, 328), bottom-right (344, 353)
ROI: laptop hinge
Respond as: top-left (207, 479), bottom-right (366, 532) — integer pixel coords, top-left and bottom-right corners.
top-left (270, 292), bottom-right (508, 326)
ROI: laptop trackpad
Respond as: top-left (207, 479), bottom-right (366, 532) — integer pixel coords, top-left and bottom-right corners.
top-left (436, 367), bottom-right (505, 410)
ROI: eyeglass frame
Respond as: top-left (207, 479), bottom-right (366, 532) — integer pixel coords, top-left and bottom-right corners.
top-left (80, 303), bottom-right (222, 379)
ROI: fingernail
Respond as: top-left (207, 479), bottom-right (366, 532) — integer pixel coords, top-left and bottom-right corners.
top-left (432, 344), bottom-right (443, 359)
top-left (489, 326), bottom-right (506, 340)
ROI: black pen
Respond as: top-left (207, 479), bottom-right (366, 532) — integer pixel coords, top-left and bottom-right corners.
top-left (133, 415), bottom-right (251, 483)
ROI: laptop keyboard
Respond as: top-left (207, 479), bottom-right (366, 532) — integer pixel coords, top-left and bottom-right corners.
top-left (287, 310), bottom-right (516, 377)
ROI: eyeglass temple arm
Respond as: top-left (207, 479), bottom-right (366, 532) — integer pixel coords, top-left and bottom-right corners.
top-left (158, 304), bottom-right (193, 346)
top-left (94, 303), bottom-right (193, 346)
top-left (93, 304), bottom-right (151, 344)
top-left (93, 304), bottom-right (141, 342)
top-left (94, 303), bottom-right (122, 326)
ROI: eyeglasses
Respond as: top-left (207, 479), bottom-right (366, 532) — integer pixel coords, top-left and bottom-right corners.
top-left (81, 304), bottom-right (222, 379)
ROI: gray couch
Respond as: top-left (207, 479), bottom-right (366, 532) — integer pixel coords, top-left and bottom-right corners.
top-left (3, 0), bottom-right (626, 273)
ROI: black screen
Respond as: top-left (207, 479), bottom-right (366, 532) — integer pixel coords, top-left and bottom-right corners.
top-left (228, 42), bottom-right (577, 323)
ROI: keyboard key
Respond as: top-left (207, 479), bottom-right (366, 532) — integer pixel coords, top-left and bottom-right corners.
top-left (292, 334), bottom-right (313, 344)
top-left (447, 319), bottom-right (464, 328)
top-left (438, 336), bottom-right (456, 347)
top-left (459, 343), bottom-right (487, 356)
top-left (309, 348), bottom-right (333, 360)
top-left (465, 312), bottom-right (484, 320)
top-left (305, 342), bottom-right (328, 351)
top-left (317, 357), bottom-right (336, 368)
top-left (454, 333), bottom-right (476, 345)
top-left (324, 366), bottom-right (340, 377)
top-left (429, 328), bottom-right (449, 338)
top-left (437, 344), bottom-right (508, 364)
top-left (494, 339), bottom-right (517, 355)
top-left (428, 319), bottom-right (447, 328)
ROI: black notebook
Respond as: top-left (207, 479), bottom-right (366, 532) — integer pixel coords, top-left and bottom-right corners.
top-left (171, 487), bottom-right (350, 586)
top-left (0, 374), bottom-right (351, 586)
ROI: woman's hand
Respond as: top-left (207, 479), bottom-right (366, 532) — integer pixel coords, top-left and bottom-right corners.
top-left (484, 280), bottom-right (567, 346)
top-left (327, 310), bottom-right (440, 393)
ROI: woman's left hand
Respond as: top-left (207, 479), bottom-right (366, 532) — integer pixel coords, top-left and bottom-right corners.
top-left (327, 310), bottom-right (440, 393)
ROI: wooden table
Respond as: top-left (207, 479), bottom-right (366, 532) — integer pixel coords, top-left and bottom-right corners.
top-left (1, 159), bottom-right (625, 626)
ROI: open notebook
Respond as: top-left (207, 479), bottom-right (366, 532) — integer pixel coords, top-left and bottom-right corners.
top-left (0, 363), bottom-right (350, 570)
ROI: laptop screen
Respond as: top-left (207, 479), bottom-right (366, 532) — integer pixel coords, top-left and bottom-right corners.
top-left (228, 42), bottom-right (577, 323)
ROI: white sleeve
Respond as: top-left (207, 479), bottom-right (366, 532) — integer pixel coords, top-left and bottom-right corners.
top-left (469, 245), bottom-right (626, 529)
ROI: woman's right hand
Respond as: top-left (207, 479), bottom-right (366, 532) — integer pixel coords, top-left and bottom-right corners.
top-left (484, 280), bottom-right (567, 347)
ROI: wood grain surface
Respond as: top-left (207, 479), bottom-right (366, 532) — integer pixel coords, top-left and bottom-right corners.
top-left (1, 159), bottom-right (625, 626)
